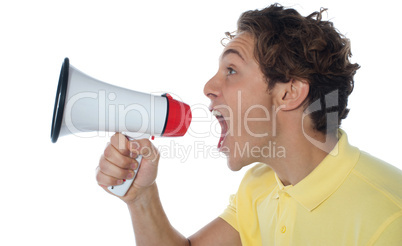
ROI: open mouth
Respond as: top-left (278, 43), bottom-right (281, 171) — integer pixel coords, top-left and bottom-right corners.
top-left (212, 109), bottom-right (228, 150)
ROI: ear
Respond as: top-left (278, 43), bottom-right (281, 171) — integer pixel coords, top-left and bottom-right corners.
top-left (273, 79), bottom-right (309, 111)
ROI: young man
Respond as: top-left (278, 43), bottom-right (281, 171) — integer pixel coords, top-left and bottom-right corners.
top-left (96, 4), bottom-right (402, 245)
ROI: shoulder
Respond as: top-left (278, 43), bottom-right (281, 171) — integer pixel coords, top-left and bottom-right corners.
top-left (353, 154), bottom-right (402, 245)
top-left (352, 151), bottom-right (402, 208)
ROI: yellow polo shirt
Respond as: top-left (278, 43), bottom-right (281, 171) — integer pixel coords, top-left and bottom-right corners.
top-left (220, 130), bottom-right (402, 245)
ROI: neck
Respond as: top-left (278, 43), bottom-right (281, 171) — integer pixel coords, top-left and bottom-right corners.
top-left (265, 128), bottom-right (338, 186)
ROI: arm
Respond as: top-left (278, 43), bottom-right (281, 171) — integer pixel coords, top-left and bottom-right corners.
top-left (96, 133), bottom-right (241, 246)
top-left (128, 184), bottom-right (241, 246)
top-left (189, 217), bottom-right (242, 246)
top-left (127, 183), bottom-right (189, 246)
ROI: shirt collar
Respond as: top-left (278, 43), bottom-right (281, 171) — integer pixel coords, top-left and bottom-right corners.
top-left (274, 129), bottom-right (360, 211)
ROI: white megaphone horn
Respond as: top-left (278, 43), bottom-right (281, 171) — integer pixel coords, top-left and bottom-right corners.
top-left (51, 58), bottom-right (192, 196)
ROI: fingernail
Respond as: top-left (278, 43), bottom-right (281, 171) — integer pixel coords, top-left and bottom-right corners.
top-left (127, 171), bottom-right (134, 179)
top-left (130, 141), bottom-right (140, 150)
top-left (131, 163), bottom-right (137, 169)
top-left (117, 180), bottom-right (123, 185)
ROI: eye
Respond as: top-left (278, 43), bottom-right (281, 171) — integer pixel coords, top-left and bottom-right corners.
top-left (227, 67), bottom-right (237, 75)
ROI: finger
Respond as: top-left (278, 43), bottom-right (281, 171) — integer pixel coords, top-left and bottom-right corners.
top-left (103, 142), bottom-right (138, 170)
top-left (96, 166), bottom-right (125, 187)
top-left (110, 133), bottom-right (131, 157)
top-left (99, 155), bottom-right (136, 181)
top-left (127, 140), bottom-right (140, 159)
top-left (129, 139), bottom-right (160, 163)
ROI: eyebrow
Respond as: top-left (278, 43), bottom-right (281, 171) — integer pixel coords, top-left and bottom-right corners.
top-left (221, 48), bottom-right (245, 61)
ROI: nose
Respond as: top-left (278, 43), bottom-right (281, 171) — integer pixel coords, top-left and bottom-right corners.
top-left (203, 73), bottom-right (221, 99)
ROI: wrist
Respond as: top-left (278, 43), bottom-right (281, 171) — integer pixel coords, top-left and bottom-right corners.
top-left (125, 182), bottom-right (159, 208)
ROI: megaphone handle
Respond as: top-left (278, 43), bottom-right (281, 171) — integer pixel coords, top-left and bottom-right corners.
top-left (107, 133), bottom-right (150, 196)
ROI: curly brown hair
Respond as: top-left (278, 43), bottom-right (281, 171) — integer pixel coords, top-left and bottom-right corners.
top-left (229, 3), bottom-right (360, 133)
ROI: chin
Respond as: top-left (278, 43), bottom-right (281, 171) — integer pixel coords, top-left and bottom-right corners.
top-left (221, 142), bottom-right (252, 171)
top-left (227, 162), bottom-right (243, 171)
top-left (226, 156), bottom-right (249, 171)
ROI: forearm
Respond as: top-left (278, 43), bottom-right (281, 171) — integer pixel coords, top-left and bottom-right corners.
top-left (127, 183), bottom-right (189, 246)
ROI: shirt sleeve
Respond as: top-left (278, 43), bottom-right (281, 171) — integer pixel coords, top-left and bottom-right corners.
top-left (219, 194), bottom-right (239, 232)
top-left (372, 211), bottom-right (402, 246)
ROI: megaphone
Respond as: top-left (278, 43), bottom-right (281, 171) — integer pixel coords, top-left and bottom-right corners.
top-left (51, 58), bottom-right (192, 196)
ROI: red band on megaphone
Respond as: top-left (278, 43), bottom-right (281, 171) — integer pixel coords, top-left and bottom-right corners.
top-left (162, 94), bottom-right (192, 137)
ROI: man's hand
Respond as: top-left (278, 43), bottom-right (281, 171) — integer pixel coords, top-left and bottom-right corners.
top-left (96, 133), bottom-right (160, 204)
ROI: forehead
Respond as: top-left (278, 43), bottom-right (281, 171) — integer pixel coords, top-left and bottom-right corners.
top-left (221, 32), bottom-right (254, 61)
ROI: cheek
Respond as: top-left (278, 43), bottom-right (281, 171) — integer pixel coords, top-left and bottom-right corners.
top-left (239, 94), bottom-right (273, 134)
top-left (224, 83), bottom-right (272, 136)
top-left (244, 106), bottom-right (272, 135)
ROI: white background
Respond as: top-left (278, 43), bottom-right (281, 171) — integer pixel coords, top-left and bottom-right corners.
top-left (1, 0), bottom-right (401, 245)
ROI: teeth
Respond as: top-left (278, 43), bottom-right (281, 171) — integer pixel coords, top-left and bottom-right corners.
top-left (212, 109), bottom-right (222, 117)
